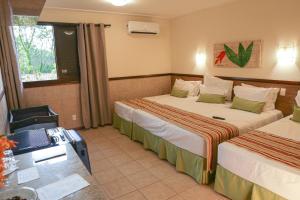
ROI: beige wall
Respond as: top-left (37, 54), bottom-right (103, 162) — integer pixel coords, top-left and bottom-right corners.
top-left (23, 1), bottom-right (300, 129)
top-left (171, 0), bottom-right (300, 81)
top-left (39, 8), bottom-right (171, 77)
top-left (22, 8), bottom-right (172, 129)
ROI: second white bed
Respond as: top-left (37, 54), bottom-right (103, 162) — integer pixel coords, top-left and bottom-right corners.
top-left (115, 94), bottom-right (283, 158)
top-left (217, 116), bottom-right (300, 200)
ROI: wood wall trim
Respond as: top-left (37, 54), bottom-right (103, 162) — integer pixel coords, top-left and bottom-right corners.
top-left (110, 72), bottom-right (300, 85)
top-left (23, 74), bottom-right (171, 88)
top-left (171, 73), bottom-right (300, 85)
top-left (23, 73), bottom-right (300, 87)
top-left (23, 80), bottom-right (80, 88)
top-left (109, 73), bottom-right (171, 81)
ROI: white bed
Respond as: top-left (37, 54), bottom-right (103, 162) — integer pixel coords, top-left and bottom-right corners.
top-left (115, 94), bottom-right (283, 158)
top-left (218, 116), bottom-right (300, 200)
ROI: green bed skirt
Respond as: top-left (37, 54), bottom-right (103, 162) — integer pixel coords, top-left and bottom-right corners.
top-left (214, 165), bottom-right (286, 200)
top-left (113, 113), bottom-right (133, 138)
top-left (113, 113), bottom-right (214, 184)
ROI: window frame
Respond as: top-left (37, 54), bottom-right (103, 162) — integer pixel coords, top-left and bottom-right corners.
top-left (14, 21), bottom-right (80, 88)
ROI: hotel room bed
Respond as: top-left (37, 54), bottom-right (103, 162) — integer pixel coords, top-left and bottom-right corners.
top-left (113, 94), bottom-right (283, 183)
top-left (215, 116), bottom-right (300, 200)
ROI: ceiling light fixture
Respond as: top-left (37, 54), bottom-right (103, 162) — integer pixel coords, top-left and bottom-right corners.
top-left (110, 0), bottom-right (130, 6)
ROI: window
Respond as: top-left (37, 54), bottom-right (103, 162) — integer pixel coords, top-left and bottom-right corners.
top-left (13, 16), bottom-right (80, 86)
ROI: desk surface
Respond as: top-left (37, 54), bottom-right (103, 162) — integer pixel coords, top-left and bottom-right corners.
top-left (1, 143), bottom-right (104, 199)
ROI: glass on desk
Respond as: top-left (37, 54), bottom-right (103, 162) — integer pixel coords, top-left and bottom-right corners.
top-left (2, 150), bottom-right (17, 174)
top-left (2, 150), bottom-right (17, 187)
top-left (3, 150), bottom-right (16, 167)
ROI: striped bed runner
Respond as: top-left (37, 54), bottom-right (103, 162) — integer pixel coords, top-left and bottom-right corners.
top-left (121, 98), bottom-right (239, 172)
top-left (228, 130), bottom-right (300, 169)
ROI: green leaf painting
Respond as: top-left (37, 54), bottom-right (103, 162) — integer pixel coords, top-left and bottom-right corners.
top-left (224, 42), bottom-right (254, 68)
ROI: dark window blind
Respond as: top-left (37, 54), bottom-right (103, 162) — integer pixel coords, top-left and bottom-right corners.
top-left (53, 25), bottom-right (80, 81)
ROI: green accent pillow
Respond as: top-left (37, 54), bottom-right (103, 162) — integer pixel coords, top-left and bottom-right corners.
top-left (170, 87), bottom-right (188, 98)
top-left (291, 106), bottom-right (300, 123)
top-left (197, 93), bottom-right (226, 104)
top-left (231, 96), bottom-right (265, 114)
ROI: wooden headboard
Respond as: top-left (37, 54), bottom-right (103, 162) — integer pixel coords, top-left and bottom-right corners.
top-left (171, 73), bottom-right (300, 117)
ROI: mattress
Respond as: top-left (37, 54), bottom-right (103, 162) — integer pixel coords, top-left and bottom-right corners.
top-left (115, 95), bottom-right (283, 157)
top-left (218, 116), bottom-right (300, 200)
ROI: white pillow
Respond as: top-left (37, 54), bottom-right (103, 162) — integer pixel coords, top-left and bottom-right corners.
top-left (199, 85), bottom-right (227, 96)
top-left (204, 74), bottom-right (233, 100)
top-left (173, 79), bottom-right (202, 96)
top-left (295, 91), bottom-right (300, 107)
top-left (241, 83), bottom-right (279, 111)
top-left (234, 86), bottom-right (275, 112)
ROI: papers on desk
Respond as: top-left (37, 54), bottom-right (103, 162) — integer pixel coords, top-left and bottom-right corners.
top-left (32, 145), bottom-right (66, 163)
top-left (17, 167), bottom-right (40, 184)
top-left (3, 165), bottom-right (19, 176)
top-left (36, 174), bottom-right (90, 200)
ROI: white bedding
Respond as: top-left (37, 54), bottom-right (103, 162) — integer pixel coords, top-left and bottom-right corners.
top-left (218, 116), bottom-right (300, 200)
top-left (115, 95), bottom-right (283, 157)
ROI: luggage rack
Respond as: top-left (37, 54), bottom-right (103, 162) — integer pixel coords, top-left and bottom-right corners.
top-left (9, 105), bottom-right (59, 133)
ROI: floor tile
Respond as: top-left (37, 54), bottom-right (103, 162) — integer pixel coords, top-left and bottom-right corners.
top-left (136, 155), bottom-right (165, 169)
top-left (148, 163), bottom-right (178, 180)
top-left (87, 143), bottom-right (100, 154)
top-left (127, 149), bottom-right (154, 160)
top-left (89, 150), bottom-right (106, 163)
top-left (118, 161), bottom-right (145, 176)
top-left (108, 153), bottom-right (133, 166)
top-left (101, 146), bottom-right (123, 158)
top-left (92, 159), bottom-right (114, 173)
top-left (167, 195), bottom-right (184, 200)
top-left (140, 182), bottom-right (176, 200)
top-left (111, 136), bottom-right (133, 146)
top-left (179, 185), bottom-right (229, 200)
top-left (97, 141), bottom-right (118, 151)
top-left (85, 126), bottom-right (229, 200)
top-left (94, 168), bottom-right (124, 184)
top-left (89, 136), bottom-right (110, 145)
top-left (115, 191), bottom-right (146, 200)
top-left (126, 170), bottom-right (159, 189)
top-left (102, 177), bottom-right (136, 199)
top-left (120, 141), bottom-right (144, 152)
top-left (162, 173), bottom-right (197, 193)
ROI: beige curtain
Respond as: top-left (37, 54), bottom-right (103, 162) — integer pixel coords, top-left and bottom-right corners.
top-left (0, 0), bottom-right (23, 110)
top-left (77, 24), bottom-right (112, 128)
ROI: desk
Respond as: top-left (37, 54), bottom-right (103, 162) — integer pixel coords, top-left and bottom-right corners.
top-left (1, 144), bottom-right (104, 199)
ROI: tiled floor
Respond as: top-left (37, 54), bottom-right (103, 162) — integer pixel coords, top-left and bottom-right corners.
top-left (80, 126), bottom-right (229, 200)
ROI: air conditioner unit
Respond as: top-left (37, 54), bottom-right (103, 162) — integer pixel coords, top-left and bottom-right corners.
top-left (128, 21), bottom-right (160, 35)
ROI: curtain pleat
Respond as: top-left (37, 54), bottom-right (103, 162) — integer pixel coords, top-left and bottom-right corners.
top-left (0, 0), bottom-right (24, 110)
top-left (77, 24), bottom-right (112, 128)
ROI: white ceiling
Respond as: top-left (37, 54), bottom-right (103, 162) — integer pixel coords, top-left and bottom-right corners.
top-left (44, 0), bottom-right (239, 19)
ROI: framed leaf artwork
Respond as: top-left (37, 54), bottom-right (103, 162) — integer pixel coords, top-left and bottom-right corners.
top-left (214, 40), bottom-right (261, 68)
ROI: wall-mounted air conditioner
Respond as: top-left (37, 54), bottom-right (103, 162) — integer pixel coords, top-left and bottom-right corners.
top-left (128, 21), bottom-right (160, 35)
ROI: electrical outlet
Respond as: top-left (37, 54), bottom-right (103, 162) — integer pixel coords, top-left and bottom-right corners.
top-left (72, 115), bottom-right (77, 121)
top-left (280, 88), bottom-right (286, 96)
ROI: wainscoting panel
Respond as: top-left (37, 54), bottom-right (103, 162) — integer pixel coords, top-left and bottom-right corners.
top-left (23, 75), bottom-right (171, 129)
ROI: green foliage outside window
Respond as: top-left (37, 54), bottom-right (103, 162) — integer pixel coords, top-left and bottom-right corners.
top-left (13, 15), bottom-right (57, 82)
